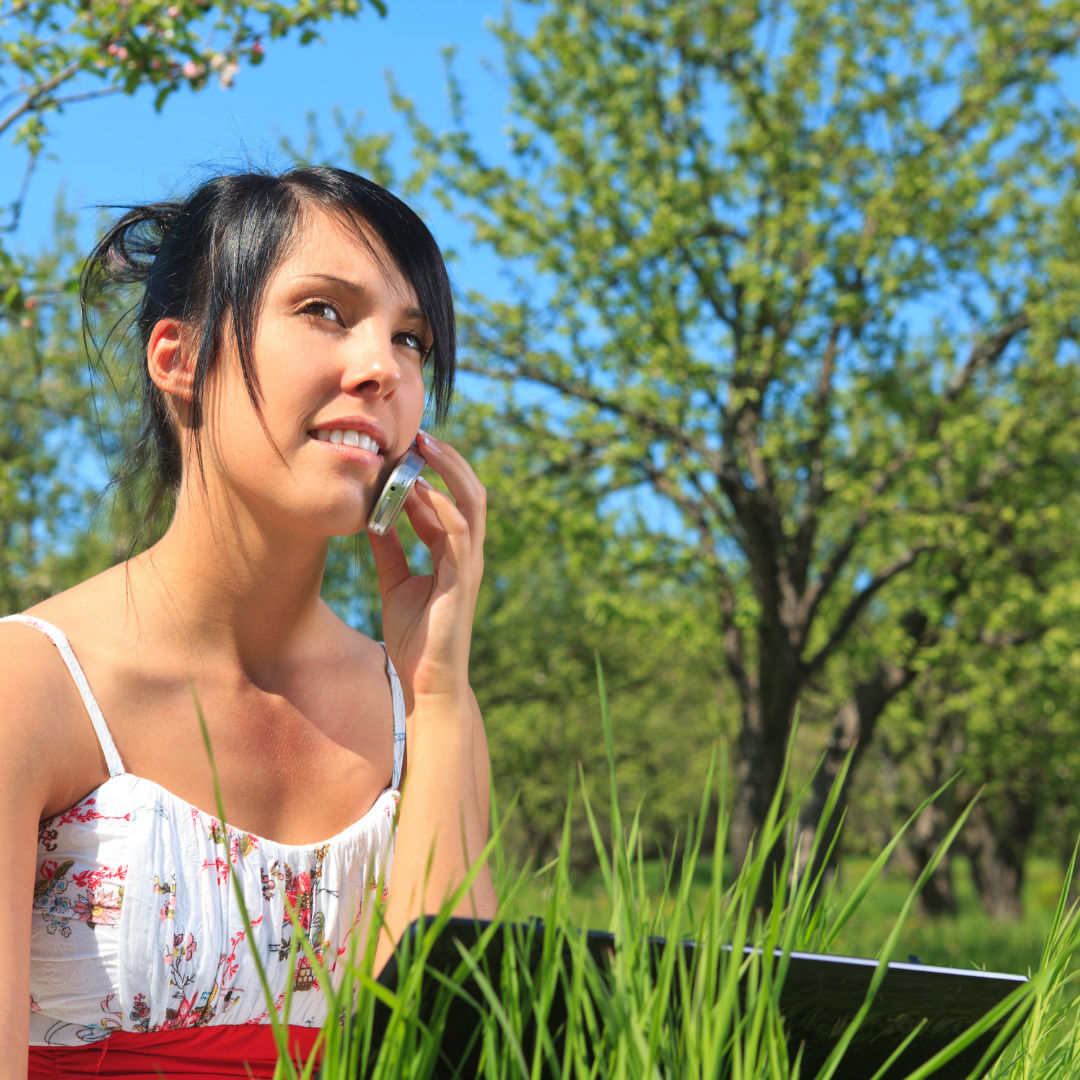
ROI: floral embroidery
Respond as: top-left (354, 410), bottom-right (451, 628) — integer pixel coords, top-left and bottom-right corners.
top-left (265, 846), bottom-right (335, 991)
top-left (130, 992), bottom-right (151, 1033)
top-left (33, 858), bottom-right (125, 936)
top-left (166, 932), bottom-right (198, 965)
top-left (71, 885), bottom-right (123, 929)
top-left (98, 994), bottom-right (122, 1033)
top-left (56, 798), bottom-right (130, 828)
top-left (198, 812), bottom-right (259, 884)
top-left (38, 798), bottom-right (131, 854)
top-left (157, 925), bottom-right (250, 1030)
top-left (30, 797), bottom-right (395, 1041)
top-left (155, 875), bottom-right (177, 922)
top-left (293, 956), bottom-right (318, 992)
top-left (72, 865), bottom-right (127, 891)
top-left (33, 859), bottom-right (74, 936)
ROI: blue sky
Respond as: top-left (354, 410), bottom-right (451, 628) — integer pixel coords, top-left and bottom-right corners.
top-left (9, 0), bottom-right (508, 293)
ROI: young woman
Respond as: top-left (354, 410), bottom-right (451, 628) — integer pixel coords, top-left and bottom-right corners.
top-left (0, 166), bottom-right (496, 1078)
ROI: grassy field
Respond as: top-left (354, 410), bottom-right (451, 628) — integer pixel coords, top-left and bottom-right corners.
top-left (502, 855), bottom-right (1063, 977)
top-left (297, 796), bottom-right (1080, 1080)
top-left (209, 671), bottom-right (1080, 1080)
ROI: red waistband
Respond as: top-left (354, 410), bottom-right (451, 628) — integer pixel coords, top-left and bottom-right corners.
top-left (28, 1025), bottom-right (320, 1079)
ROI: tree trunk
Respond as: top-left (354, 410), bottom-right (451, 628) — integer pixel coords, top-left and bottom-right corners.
top-left (730, 680), bottom-right (799, 899)
top-left (792, 662), bottom-right (913, 885)
top-left (905, 803), bottom-right (959, 916)
top-left (964, 797), bottom-right (1035, 920)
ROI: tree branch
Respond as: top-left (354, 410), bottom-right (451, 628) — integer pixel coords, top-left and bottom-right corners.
top-left (458, 356), bottom-right (718, 467)
top-left (0, 62), bottom-right (82, 139)
top-left (50, 86), bottom-right (124, 109)
top-left (799, 312), bottom-right (1030, 633)
top-left (805, 543), bottom-right (933, 677)
top-left (945, 314), bottom-right (1031, 404)
top-left (790, 320), bottom-right (842, 592)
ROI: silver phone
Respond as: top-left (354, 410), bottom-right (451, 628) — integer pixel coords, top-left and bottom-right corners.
top-left (367, 442), bottom-right (426, 536)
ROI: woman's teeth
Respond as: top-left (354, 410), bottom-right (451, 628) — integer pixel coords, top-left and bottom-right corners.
top-left (315, 429), bottom-right (380, 453)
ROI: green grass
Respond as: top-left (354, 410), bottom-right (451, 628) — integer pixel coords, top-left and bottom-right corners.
top-left (502, 855), bottom-right (1061, 978)
top-left (193, 661), bottom-right (1080, 1080)
top-left (833, 857), bottom-right (1062, 977)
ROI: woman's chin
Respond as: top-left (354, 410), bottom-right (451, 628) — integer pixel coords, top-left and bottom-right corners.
top-left (285, 502), bottom-right (373, 540)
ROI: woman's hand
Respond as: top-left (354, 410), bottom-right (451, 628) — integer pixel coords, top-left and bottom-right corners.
top-left (366, 431), bottom-right (486, 702)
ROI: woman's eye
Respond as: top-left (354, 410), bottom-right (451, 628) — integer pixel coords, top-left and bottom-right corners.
top-left (301, 301), bottom-right (343, 325)
top-left (395, 330), bottom-right (429, 356)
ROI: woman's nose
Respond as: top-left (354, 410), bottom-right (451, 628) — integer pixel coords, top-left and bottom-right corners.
top-left (343, 332), bottom-right (402, 401)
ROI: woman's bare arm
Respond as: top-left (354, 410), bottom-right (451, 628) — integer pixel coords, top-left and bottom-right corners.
top-left (0, 624), bottom-right (111, 1079)
top-left (0, 632), bottom-right (67, 1074)
top-left (368, 432), bottom-right (497, 969)
top-left (471, 688), bottom-right (491, 833)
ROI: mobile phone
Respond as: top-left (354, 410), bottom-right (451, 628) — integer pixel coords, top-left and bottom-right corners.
top-left (367, 442), bottom-right (427, 536)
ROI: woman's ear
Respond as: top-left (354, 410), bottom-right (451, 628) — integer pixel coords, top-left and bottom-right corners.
top-left (147, 318), bottom-right (194, 401)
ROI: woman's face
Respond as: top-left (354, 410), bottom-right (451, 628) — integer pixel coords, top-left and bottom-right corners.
top-left (189, 208), bottom-right (430, 539)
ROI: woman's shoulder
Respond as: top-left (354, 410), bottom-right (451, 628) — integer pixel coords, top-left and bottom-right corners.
top-left (0, 564), bottom-right (115, 697)
top-left (0, 569), bottom-right (125, 814)
top-left (18, 560), bottom-right (129, 627)
top-left (318, 599), bottom-right (392, 677)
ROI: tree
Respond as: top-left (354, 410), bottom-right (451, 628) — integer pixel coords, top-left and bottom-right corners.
top-left (1, 0), bottom-right (384, 317)
top-left (458, 406), bottom-right (726, 868)
top-left (0, 209), bottom-right (103, 613)
top-left (0, 204), bottom-right (184, 615)
top-left (872, 471), bottom-right (1080, 918)
top-left (793, 329), bottom-right (1080, 896)
top-left (377, 0), bottom-right (1080, 878)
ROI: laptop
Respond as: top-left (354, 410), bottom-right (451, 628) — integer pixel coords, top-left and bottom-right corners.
top-left (366, 918), bottom-right (1028, 1079)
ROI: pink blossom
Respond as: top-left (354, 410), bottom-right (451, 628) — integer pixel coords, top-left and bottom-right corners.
top-left (181, 60), bottom-right (203, 80)
top-left (72, 889), bottom-right (121, 929)
top-left (166, 931), bottom-right (197, 962)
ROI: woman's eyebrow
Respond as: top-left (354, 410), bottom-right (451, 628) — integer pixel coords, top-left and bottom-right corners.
top-left (296, 275), bottom-right (427, 321)
top-left (297, 273), bottom-right (367, 296)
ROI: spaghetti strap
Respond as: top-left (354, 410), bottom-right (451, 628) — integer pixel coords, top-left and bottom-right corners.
top-left (381, 644), bottom-right (406, 790)
top-left (1, 614), bottom-right (125, 777)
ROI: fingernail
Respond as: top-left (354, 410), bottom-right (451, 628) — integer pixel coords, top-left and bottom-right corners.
top-left (416, 476), bottom-right (434, 489)
top-left (420, 433), bottom-right (442, 453)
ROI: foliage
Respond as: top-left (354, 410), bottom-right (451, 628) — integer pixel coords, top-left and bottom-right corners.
top-left (0, 0), bottom-right (384, 318)
top-left (841, 454), bottom-right (1080, 917)
top-left (0, 207), bottom-right (113, 612)
top-left (348, 0), bottom-right (1080, 882)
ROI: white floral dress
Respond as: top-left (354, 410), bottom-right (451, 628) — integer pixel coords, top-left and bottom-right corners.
top-left (3, 615), bottom-right (405, 1048)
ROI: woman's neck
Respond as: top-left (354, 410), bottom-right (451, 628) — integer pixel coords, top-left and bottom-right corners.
top-left (128, 482), bottom-right (334, 674)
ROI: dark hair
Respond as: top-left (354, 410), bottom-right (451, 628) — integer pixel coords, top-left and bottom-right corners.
top-left (81, 166), bottom-right (456, 526)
